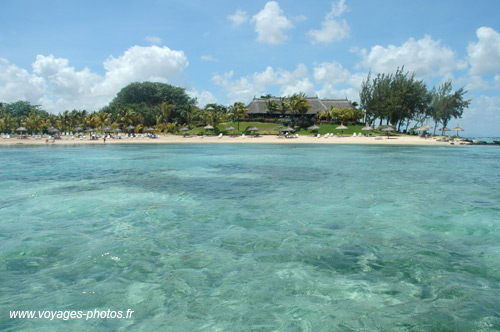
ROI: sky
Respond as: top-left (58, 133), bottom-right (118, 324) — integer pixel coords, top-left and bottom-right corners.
top-left (1, 0), bottom-right (500, 137)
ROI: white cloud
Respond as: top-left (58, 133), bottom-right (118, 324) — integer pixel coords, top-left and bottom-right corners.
top-left (213, 64), bottom-right (340, 104)
top-left (212, 61), bottom-right (369, 105)
top-left (144, 35), bottom-right (162, 45)
top-left (96, 45), bottom-right (188, 100)
top-left (314, 60), bottom-right (355, 85)
top-left (358, 35), bottom-right (465, 78)
top-left (201, 55), bottom-right (218, 62)
top-left (33, 55), bottom-right (101, 99)
top-left (467, 27), bottom-right (500, 76)
top-left (308, 0), bottom-right (350, 44)
top-left (251, 1), bottom-right (293, 45)
top-left (228, 9), bottom-right (249, 27)
top-left (328, 0), bottom-right (348, 18)
top-left (281, 78), bottom-right (315, 97)
top-left (187, 89), bottom-right (217, 108)
top-left (213, 70), bottom-right (263, 103)
top-left (312, 60), bottom-right (364, 102)
top-left (0, 45), bottom-right (189, 113)
top-left (460, 95), bottom-right (500, 137)
top-left (461, 75), bottom-right (490, 91)
top-left (317, 86), bottom-right (359, 102)
top-left (292, 15), bottom-right (307, 23)
top-left (0, 58), bottom-right (46, 103)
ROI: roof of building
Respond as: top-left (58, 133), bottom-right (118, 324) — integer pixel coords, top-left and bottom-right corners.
top-left (247, 97), bottom-right (354, 115)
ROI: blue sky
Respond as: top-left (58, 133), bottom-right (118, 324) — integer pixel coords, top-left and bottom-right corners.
top-left (1, 0), bottom-right (500, 136)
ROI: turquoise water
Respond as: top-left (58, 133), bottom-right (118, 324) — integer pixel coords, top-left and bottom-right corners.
top-left (1, 144), bottom-right (499, 331)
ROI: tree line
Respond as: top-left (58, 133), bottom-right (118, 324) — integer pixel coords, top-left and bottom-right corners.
top-left (360, 67), bottom-right (470, 135)
top-left (1, 68), bottom-right (470, 135)
top-left (0, 83), bottom-right (251, 135)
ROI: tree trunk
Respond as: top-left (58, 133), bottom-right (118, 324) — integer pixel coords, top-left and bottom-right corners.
top-left (405, 119), bottom-right (410, 133)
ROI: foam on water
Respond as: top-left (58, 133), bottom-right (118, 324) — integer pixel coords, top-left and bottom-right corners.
top-left (1, 144), bottom-right (500, 331)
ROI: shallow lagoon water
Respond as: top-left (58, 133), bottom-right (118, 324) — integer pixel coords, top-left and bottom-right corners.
top-left (1, 143), bottom-right (500, 331)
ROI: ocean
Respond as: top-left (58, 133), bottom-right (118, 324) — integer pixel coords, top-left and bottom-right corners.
top-left (1, 143), bottom-right (499, 331)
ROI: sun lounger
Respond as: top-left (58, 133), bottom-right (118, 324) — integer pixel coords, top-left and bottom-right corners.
top-left (353, 132), bottom-right (357, 137)
top-left (218, 133), bottom-right (223, 138)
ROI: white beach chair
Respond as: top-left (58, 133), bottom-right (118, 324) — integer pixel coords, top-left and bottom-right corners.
top-left (218, 133), bottom-right (223, 138)
top-left (317, 134), bottom-right (321, 138)
top-left (353, 132), bottom-right (357, 137)
top-left (242, 134), bottom-right (245, 138)
top-left (358, 132), bottom-right (362, 137)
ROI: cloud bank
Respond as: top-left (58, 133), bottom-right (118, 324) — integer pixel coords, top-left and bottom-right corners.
top-left (0, 45), bottom-right (189, 112)
top-left (251, 1), bottom-right (293, 45)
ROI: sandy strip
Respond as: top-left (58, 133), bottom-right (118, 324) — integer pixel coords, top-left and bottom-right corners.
top-left (0, 135), bottom-right (453, 146)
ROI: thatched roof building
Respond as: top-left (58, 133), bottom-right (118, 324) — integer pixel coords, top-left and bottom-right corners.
top-left (247, 97), bottom-right (354, 116)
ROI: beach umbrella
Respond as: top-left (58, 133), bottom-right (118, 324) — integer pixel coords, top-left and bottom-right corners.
top-left (423, 124), bottom-right (433, 129)
top-left (47, 126), bottom-right (59, 133)
top-left (248, 126), bottom-right (260, 136)
top-left (112, 128), bottom-right (121, 133)
top-left (204, 124), bottom-right (215, 130)
top-left (85, 128), bottom-right (95, 132)
top-left (179, 126), bottom-right (190, 136)
top-left (145, 127), bottom-right (155, 132)
top-left (381, 126), bottom-right (395, 137)
top-left (439, 127), bottom-right (451, 135)
top-left (336, 123), bottom-right (347, 135)
top-left (451, 124), bottom-right (464, 136)
top-left (308, 124), bottom-right (320, 131)
top-left (125, 125), bottom-right (135, 131)
top-left (225, 125), bottom-right (235, 131)
top-left (281, 126), bottom-right (295, 132)
top-left (74, 126), bottom-right (83, 132)
top-left (248, 126), bottom-right (260, 132)
top-left (102, 126), bottom-right (112, 132)
top-left (16, 126), bottom-right (27, 132)
top-left (361, 125), bottom-right (374, 131)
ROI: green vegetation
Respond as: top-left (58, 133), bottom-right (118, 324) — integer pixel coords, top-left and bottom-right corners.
top-left (1, 71), bottom-right (470, 137)
top-left (360, 67), bottom-right (470, 134)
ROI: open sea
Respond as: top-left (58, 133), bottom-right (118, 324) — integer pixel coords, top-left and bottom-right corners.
top-left (1, 143), bottom-right (499, 331)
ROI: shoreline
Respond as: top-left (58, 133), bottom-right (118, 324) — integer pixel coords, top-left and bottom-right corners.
top-left (0, 135), bottom-right (471, 146)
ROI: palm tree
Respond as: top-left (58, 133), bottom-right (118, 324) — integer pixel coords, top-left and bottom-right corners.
top-left (26, 113), bottom-right (44, 135)
top-left (180, 105), bottom-right (199, 128)
top-left (265, 100), bottom-right (279, 116)
top-left (229, 102), bottom-right (248, 130)
top-left (45, 114), bottom-right (59, 132)
top-left (119, 108), bottom-right (137, 130)
top-left (1, 113), bottom-right (16, 133)
top-left (160, 102), bottom-right (175, 125)
top-left (278, 97), bottom-right (290, 118)
top-left (288, 93), bottom-right (310, 125)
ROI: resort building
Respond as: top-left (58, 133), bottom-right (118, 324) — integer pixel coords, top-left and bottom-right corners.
top-left (246, 97), bottom-right (355, 119)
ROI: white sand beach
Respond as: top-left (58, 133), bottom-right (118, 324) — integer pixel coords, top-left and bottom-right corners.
top-left (0, 134), bottom-right (460, 146)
